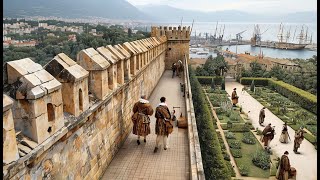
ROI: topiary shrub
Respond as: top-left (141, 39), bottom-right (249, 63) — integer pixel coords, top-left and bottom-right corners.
top-left (223, 152), bottom-right (231, 161)
top-left (211, 79), bottom-right (215, 90)
top-left (221, 78), bottom-right (225, 90)
top-left (230, 111), bottom-right (240, 122)
top-left (250, 80), bottom-right (255, 92)
top-left (228, 140), bottom-right (241, 149)
top-left (225, 132), bottom-right (236, 139)
top-left (242, 132), bottom-right (256, 144)
top-left (238, 165), bottom-right (249, 176)
top-left (230, 149), bottom-right (242, 158)
top-left (252, 150), bottom-right (271, 170)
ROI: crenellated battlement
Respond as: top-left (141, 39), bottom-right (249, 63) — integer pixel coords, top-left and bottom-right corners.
top-left (3, 26), bottom-right (194, 180)
top-left (151, 26), bottom-right (191, 41)
top-left (3, 34), bottom-right (169, 180)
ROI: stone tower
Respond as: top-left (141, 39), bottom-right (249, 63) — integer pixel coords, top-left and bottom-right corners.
top-left (151, 26), bottom-right (190, 69)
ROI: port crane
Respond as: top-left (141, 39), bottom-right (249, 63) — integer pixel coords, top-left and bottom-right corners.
top-left (236, 30), bottom-right (247, 43)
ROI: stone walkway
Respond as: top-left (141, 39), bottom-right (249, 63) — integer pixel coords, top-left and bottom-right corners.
top-left (225, 81), bottom-right (317, 180)
top-left (101, 70), bottom-right (190, 180)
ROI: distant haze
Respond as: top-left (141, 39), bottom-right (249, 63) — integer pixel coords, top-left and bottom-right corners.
top-left (3, 0), bottom-right (317, 23)
top-left (127, 0), bottom-right (317, 14)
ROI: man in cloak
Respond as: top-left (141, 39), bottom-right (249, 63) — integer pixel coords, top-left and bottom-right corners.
top-left (154, 97), bottom-right (171, 153)
top-left (231, 88), bottom-right (238, 107)
top-left (259, 107), bottom-right (266, 126)
top-left (293, 127), bottom-right (305, 154)
top-left (132, 95), bottom-right (154, 145)
top-left (262, 123), bottom-right (275, 151)
top-left (276, 151), bottom-right (291, 180)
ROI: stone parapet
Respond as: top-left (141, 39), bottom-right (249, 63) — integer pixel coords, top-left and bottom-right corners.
top-left (3, 94), bottom-right (19, 164)
top-left (182, 56), bottom-right (205, 180)
top-left (3, 35), bottom-right (168, 180)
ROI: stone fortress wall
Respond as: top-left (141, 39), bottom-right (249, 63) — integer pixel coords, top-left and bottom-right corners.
top-left (3, 34), bottom-right (169, 179)
top-left (151, 26), bottom-right (191, 70)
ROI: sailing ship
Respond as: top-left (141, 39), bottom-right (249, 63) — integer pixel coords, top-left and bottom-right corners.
top-left (251, 23), bottom-right (312, 50)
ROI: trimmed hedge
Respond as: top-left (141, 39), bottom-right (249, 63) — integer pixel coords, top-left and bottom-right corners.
top-left (240, 77), bottom-right (317, 114)
top-left (240, 77), bottom-right (269, 86)
top-left (196, 76), bottom-right (223, 85)
top-left (268, 79), bottom-right (317, 114)
top-left (189, 67), bottom-right (231, 180)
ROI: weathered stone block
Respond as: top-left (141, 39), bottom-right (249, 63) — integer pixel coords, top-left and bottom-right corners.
top-left (40, 79), bottom-right (62, 94)
top-left (33, 69), bottom-right (54, 84)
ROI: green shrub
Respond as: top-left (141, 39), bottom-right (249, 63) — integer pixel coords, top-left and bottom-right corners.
top-left (221, 78), bottom-right (225, 90)
top-left (242, 132), bottom-right (256, 144)
top-left (223, 152), bottom-right (231, 161)
top-left (240, 77), bottom-right (269, 86)
top-left (230, 111), bottom-right (241, 122)
top-left (252, 150), bottom-right (271, 170)
top-left (250, 80), bottom-right (255, 91)
top-left (268, 79), bottom-right (317, 114)
top-left (225, 132), bottom-right (236, 139)
top-left (228, 140), bottom-right (241, 149)
top-left (189, 66), bottom-right (231, 180)
top-left (230, 149), bottom-right (242, 158)
top-left (196, 76), bottom-right (223, 85)
top-left (225, 161), bottom-right (236, 177)
top-left (238, 165), bottom-right (249, 176)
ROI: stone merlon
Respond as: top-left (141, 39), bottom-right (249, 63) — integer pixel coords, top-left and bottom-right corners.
top-left (5, 58), bottom-right (62, 100)
top-left (45, 53), bottom-right (89, 83)
top-left (77, 48), bottom-right (110, 71)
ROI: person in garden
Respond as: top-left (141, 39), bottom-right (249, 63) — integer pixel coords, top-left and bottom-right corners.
top-left (132, 95), bottom-right (154, 145)
top-left (259, 107), bottom-right (266, 126)
top-left (154, 97), bottom-right (172, 153)
top-left (279, 122), bottom-right (289, 143)
top-left (293, 127), bottom-right (305, 154)
top-left (231, 88), bottom-right (238, 107)
top-left (276, 151), bottom-right (291, 180)
top-left (261, 123), bottom-right (275, 151)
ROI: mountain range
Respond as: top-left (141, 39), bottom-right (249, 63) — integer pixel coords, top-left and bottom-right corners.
top-left (3, 0), bottom-right (317, 23)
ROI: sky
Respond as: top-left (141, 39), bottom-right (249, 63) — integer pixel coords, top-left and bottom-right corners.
top-left (126, 0), bottom-right (317, 14)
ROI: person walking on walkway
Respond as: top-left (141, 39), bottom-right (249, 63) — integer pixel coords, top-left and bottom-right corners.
top-left (279, 122), bottom-right (289, 143)
top-left (276, 151), bottom-right (291, 180)
top-left (154, 97), bottom-right (172, 153)
top-left (132, 95), bottom-right (154, 145)
top-left (231, 88), bottom-right (239, 107)
top-left (259, 107), bottom-right (266, 126)
top-left (171, 63), bottom-right (176, 78)
top-left (261, 123), bottom-right (275, 151)
top-left (293, 127), bottom-right (305, 154)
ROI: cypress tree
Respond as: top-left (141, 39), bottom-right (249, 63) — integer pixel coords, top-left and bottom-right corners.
top-left (250, 80), bottom-right (255, 92)
top-left (211, 78), bottom-right (215, 90)
top-left (221, 78), bottom-right (225, 90)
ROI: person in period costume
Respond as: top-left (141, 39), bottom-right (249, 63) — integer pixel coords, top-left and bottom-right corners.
top-left (154, 97), bottom-right (172, 153)
top-left (261, 123), bottom-right (275, 151)
top-left (231, 88), bottom-right (239, 107)
top-left (276, 151), bottom-right (291, 180)
top-left (279, 122), bottom-right (289, 143)
top-left (171, 63), bottom-right (177, 78)
top-left (132, 95), bottom-right (154, 145)
top-left (293, 127), bottom-right (305, 154)
top-left (259, 107), bottom-right (266, 126)
top-left (176, 60), bottom-right (183, 77)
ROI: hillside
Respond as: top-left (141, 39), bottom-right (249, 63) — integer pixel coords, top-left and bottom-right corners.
top-left (3, 0), bottom-right (151, 20)
top-left (137, 5), bottom-right (317, 23)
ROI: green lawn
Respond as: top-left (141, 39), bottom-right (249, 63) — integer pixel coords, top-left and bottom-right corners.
top-left (230, 132), bottom-right (270, 178)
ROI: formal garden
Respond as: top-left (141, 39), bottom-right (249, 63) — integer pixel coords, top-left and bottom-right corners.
top-left (199, 78), bottom-right (278, 178)
top-left (241, 78), bottom-right (317, 149)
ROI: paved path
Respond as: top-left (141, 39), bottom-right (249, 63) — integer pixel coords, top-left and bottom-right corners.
top-left (226, 81), bottom-right (317, 180)
top-left (101, 71), bottom-right (190, 180)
